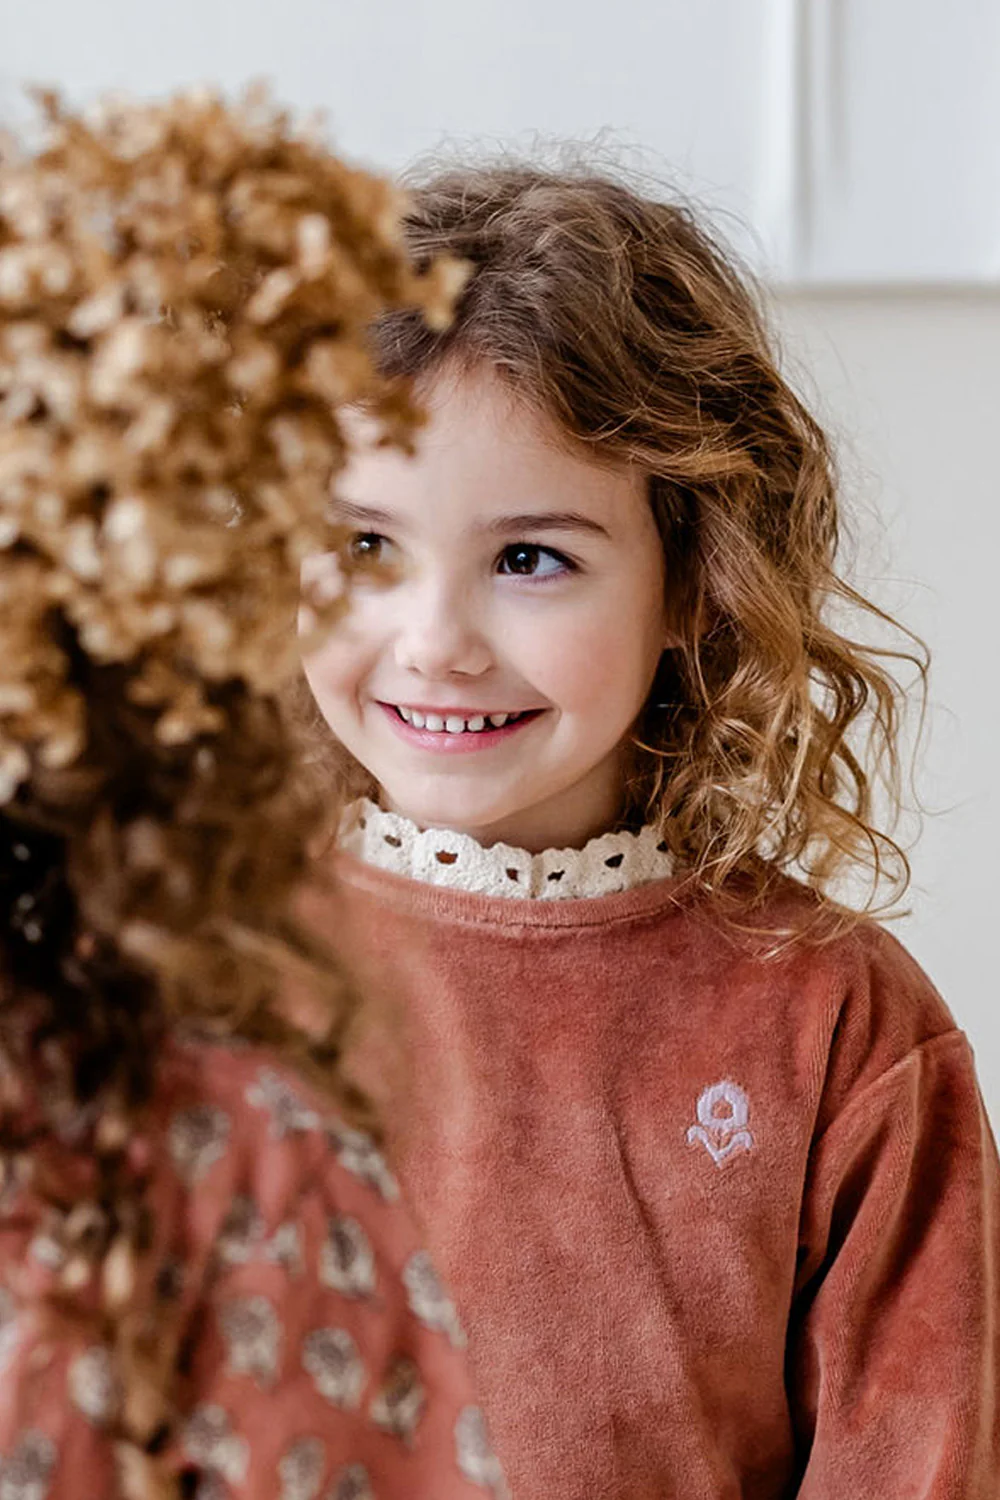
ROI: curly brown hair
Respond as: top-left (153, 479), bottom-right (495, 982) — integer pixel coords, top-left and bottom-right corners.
top-left (0, 88), bottom-right (461, 1497)
top-left (345, 155), bottom-right (927, 918)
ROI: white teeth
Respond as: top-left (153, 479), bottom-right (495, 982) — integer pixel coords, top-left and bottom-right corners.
top-left (395, 707), bottom-right (525, 733)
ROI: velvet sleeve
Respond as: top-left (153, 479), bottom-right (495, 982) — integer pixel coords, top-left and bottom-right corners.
top-left (167, 1104), bottom-right (509, 1500)
top-left (0, 1058), bottom-right (508, 1500)
top-left (787, 1027), bottom-right (1000, 1497)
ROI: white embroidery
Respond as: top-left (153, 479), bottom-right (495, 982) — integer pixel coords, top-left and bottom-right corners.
top-left (182, 1405), bottom-right (249, 1485)
top-left (686, 1080), bottom-right (755, 1167)
top-left (455, 1407), bottom-right (510, 1499)
top-left (68, 1346), bottom-right (119, 1426)
top-left (0, 1430), bottom-right (57, 1500)
top-left (168, 1105), bottom-right (230, 1182)
top-left (329, 1467), bottom-right (373, 1500)
top-left (218, 1294), bottom-right (281, 1387)
top-left (369, 1355), bottom-right (426, 1442)
top-left (319, 1217), bottom-right (376, 1299)
top-left (265, 1220), bottom-right (305, 1277)
top-left (325, 1122), bottom-right (399, 1202)
top-left (245, 1067), bottom-right (320, 1138)
top-left (277, 1436), bottom-right (325, 1500)
top-left (302, 1328), bottom-right (366, 1409)
top-left (403, 1250), bottom-right (467, 1349)
top-left (0, 1288), bottom-right (22, 1376)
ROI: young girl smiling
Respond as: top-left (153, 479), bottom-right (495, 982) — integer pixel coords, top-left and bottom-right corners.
top-left (310, 366), bottom-right (669, 861)
top-left (302, 164), bottom-right (1000, 1498)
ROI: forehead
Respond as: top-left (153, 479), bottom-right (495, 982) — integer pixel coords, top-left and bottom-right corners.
top-left (338, 366), bottom-right (646, 529)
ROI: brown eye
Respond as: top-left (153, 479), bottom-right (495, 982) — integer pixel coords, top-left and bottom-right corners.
top-left (497, 544), bottom-right (572, 578)
top-left (503, 544), bottom-right (539, 575)
top-left (348, 532), bottom-right (385, 564)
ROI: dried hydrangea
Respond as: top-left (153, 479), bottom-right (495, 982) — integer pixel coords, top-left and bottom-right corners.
top-left (0, 85), bottom-right (467, 799)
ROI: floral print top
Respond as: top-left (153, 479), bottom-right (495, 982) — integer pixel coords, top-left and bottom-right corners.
top-left (0, 1035), bottom-right (507, 1500)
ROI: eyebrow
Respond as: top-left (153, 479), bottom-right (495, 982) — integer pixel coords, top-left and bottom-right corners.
top-left (332, 499), bottom-right (611, 541)
top-left (483, 511), bottom-right (611, 541)
top-left (330, 499), bottom-right (401, 530)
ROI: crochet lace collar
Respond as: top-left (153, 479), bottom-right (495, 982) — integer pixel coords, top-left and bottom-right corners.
top-left (337, 798), bottom-right (674, 900)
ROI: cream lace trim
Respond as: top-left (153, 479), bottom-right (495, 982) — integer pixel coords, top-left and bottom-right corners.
top-left (337, 798), bottom-right (674, 900)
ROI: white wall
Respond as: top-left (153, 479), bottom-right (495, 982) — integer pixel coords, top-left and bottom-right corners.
top-left (0, 0), bottom-right (780, 268)
top-left (774, 292), bottom-right (1000, 1126)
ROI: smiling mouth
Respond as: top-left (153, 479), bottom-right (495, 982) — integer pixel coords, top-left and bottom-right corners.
top-left (387, 705), bottom-right (539, 735)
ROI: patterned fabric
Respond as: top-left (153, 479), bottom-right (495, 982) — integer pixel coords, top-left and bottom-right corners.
top-left (0, 1038), bottom-right (507, 1500)
top-left (337, 798), bottom-right (674, 900)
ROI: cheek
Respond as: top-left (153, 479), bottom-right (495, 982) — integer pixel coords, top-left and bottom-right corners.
top-left (304, 588), bottom-right (387, 680)
top-left (525, 593), bottom-right (663, 718)
top-left (301, 619), bottom-right (373, 716)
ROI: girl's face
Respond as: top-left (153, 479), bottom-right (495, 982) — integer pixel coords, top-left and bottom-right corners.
top-left (303, 366), bottom-right (670, 853)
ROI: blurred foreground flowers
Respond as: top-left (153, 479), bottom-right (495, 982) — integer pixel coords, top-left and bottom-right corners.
top-left (0, 85), bottom-right (466, 798)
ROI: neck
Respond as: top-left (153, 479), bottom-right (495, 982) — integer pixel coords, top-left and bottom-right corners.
top-left (385, 753), bottom-right (628, 855)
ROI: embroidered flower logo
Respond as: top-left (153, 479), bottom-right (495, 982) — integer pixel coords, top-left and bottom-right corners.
top-left (686, 1080), bottom-right (755, 1167)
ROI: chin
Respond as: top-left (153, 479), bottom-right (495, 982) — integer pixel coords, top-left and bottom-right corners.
top-left (386, 783), bottom-right (513, 840)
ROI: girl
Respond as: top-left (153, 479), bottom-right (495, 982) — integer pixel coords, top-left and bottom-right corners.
top-left (301, 163), bottom-right (1000, 1499)
top-left (0, 93), bottom-right (503, 1500)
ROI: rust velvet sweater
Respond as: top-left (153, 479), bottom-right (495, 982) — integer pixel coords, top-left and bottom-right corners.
top-left (322, 854), bottom-right (1000, 1500)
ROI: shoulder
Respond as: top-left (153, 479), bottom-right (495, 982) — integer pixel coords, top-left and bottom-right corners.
top-left (714, 878), bottom-right (966, 1126)
top-left (805, 914), bottom-right (968, 1133)
top-left (654, 873), bottom-right (966, 1117)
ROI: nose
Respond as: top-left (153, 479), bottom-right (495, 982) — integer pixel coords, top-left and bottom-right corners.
top-left (392, 575), bottom-right (493, 680)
